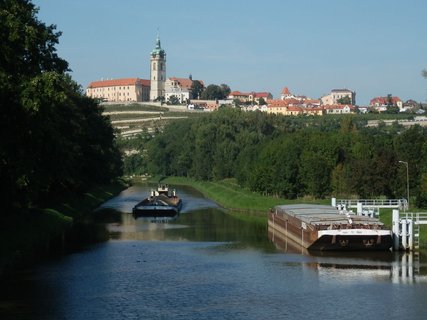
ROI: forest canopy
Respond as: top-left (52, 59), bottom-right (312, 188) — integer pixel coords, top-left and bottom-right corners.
top-left (0, 0), bottom-right (122, 210)
top-left (144, 108), bottom-right (427, 207)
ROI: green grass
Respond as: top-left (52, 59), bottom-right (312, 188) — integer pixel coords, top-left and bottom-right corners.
top-left (161, 176), bottom-right (427, 248)
top-left (161, 177), bottom-right (329, 213)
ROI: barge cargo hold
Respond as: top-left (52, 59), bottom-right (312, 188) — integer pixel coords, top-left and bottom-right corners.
top-left (132, 185), bottom-right (182, 218)
top-left (268, 204), bottom-right (393, 251)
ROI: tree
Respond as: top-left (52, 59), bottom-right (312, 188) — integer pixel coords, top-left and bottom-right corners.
top-left (258, 97), bottom-right (266, 106)
top-left (0, 0), bottom-right (122, 209)
top-left (201, 84), bottom-right (223, 100)
top-left (190, 80), bottom-right (204, 99)
top-left (167, 95), bottom-right (180, 105)
top-left (220, 83), bottom-right (231, 98)
top-left (200, 83), bottom-right (231, 100)
top-left (337, 96), bottom-right (351, 105)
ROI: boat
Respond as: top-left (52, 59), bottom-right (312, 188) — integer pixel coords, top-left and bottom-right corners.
top-left (268, 204), bottom-right (393, 251)
top-left (132, 185), bottom-right (182, 218)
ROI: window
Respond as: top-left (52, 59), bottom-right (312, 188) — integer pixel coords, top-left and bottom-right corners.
top-left (153, 62), bottom-right (156, 70)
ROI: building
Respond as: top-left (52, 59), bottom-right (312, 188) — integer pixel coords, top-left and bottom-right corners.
top-left (321, 89), bottom-right (356, 105)
top-left (86, 78), bottom-right (150, 102)
top-left (228, 91), bottom-right (273, 104)
top-left (164, 77), bottom-right (204, 104)
top-left (370, 96), bottom-right (403, 108)
top-left (150, 34), bottom-right (166, 101)
top-left (323, 104), bottom-right (356, 114)
top-left (86, 34), bottom-right (168, 103)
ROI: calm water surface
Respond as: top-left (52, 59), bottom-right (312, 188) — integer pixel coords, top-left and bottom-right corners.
top-left (2, 184), bottom-right (427, 320)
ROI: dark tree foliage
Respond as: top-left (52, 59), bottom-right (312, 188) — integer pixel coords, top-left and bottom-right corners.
top-left (200, 84), bottom-right (229, 100)
top-left (142, 108), bottom-right (427, 203)
top-left (0, 0), bottom-right (122, 209)
top-left (190, 80), bottom-right (204, 100)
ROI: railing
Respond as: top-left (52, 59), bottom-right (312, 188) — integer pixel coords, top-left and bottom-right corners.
top-left (395, 211), bottom-right (427, 251)
top-left (334, 198), bottom-right (408, 210)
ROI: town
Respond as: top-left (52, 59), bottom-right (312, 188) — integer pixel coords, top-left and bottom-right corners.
top-left (86, 34), bottom-right (425, 116)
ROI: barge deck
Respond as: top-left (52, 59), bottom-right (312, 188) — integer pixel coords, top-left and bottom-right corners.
top-left (268, 204), bottom-right (392, 251)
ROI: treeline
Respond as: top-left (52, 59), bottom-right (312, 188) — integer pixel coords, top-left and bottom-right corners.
top-left (144, 108), bottom-right (427, 207)
top-left (0, 0), bottom-right (122, 210)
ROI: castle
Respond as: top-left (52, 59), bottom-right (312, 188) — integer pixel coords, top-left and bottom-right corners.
top-left (86, 34), bottom-right (201, 104)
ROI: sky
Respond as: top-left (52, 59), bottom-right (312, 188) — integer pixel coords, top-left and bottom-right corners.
top-left (33, 0), bottom-right (427, 105)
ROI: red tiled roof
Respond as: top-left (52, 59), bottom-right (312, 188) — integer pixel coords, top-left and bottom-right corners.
top-left (254, 92), bottom-right (271, 98)
top-left (230, 91), bottom-right (249, 97)
top-left (370, 96), bottom-right (401, 105)
top-left (287, 106), bottom-right (303, 112)
top-left (281, 87), bottom-right (290, 94)
top-left (169, 77), bottom-right (204, 90)
top-left (88, 78), bottom-right (150, 88)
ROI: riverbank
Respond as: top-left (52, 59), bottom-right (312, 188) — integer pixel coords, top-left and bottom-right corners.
top-left (0, 179), bottom-right (128, 276)
top-left (156, 176), bottom-right (427, 248)
top-left (157, 176), bottom-right (328, 219)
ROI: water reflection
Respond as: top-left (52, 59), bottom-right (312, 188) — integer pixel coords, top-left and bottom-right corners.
top-left (99, 183), bottom-right (219, 214)
top-left (3, 184), bottom-right (427, 319)
top-left (98, 183), bottom-right (271, 250)
top-left (269, 224), bottom-right (427, 284)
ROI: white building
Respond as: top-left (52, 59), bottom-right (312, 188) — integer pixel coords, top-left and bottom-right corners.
top-left (86, 78), bottom-right (150, 102)
top-left (321, 89), bottom-right (356, 105)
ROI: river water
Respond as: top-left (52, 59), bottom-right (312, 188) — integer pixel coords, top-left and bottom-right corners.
top-left (1, 184), bottom-right (427, 320)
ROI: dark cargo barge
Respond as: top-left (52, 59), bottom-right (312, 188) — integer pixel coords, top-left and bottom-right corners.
top-left (268, 204), bottom-right (392, 251)
top-left (132, 185), bottom-right (182, 218)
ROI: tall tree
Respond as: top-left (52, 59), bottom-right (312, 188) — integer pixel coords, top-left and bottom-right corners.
top-left (0, 0), bottom-right (122, 209)
top-left (190, 80), bottom-right (204, 99)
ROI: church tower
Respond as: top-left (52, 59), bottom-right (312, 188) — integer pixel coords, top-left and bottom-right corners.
top-left (149, 34), bottom-right (166, 101)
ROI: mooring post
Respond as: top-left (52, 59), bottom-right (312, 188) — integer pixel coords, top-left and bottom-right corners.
top-left (408, 219), bottom-right (413, 250)
top-left (402, 219), bottom-right (408, 249)
top-left (357, 202), bottom-right (363, 216)
top-left (392, 209), bottom-right (400, 251)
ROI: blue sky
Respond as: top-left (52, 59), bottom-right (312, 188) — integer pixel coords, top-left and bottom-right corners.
top-left (33, 0), bottom-right (427, 105)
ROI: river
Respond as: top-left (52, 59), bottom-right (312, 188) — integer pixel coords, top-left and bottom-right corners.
top-left (1, 184), bottom-right (427, 320)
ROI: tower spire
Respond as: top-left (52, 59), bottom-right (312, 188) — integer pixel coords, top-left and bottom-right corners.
top-left (155, 28), bottom-right (161, 49)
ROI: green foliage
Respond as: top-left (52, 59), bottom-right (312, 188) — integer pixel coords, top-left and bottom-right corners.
top-left (336, 96), bottom-right (352, 105)
top-left (200, 83), bottom-right (230, 100)
top-left (140, 108), bottom-right (427, 204)
top-left (0, 0), bottom-right (122, 210)
top-left (190, 80), bottom-right (204, 99)
top-left (167, 95), bottom-right (180, 105)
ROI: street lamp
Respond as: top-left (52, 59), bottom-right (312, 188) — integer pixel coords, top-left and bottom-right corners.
top-left (399, 161), bottom-right (409, 210)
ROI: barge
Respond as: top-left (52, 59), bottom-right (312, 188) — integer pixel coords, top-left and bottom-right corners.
top-left (268, 204), bottom-right (392, 251)
top-left (132, 185), bottom-right (182, 218)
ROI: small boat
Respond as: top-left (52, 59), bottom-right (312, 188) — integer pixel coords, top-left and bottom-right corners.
top-left (132, 185), bottom-right (182, 218)
top-left (268, 204), bottom-right (393, 251)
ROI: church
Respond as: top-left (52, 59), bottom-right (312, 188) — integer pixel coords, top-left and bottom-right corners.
top-left (86, 34), bottom-right (202, 104)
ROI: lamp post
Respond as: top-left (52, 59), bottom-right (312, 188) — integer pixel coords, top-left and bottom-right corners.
top-left (399, 161), bottom-right (409, 210)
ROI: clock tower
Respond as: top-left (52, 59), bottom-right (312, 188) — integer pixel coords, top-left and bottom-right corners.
top-left (149, 34), bottom-right (166, 101)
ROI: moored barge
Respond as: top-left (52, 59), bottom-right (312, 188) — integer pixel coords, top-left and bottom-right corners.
top-left (132, 185), bottom-right (182, 218)
top-left (268, 204), bottom-right (392, 251)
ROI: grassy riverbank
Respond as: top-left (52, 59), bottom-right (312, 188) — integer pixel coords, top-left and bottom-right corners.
top-left (157, 176), bottom-right (427, 247)
top-left (158, 176), bottom-right (329, 213)
top-left (0, 179), bottom-right (128, 275)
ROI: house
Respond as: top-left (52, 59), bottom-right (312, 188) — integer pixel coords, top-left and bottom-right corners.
top-left (280, 87), bottom-right (296, 100)
top-left (267, 100), bottom-right (304, 116)
top-left (321, 89), bottom-right (356, 105)
top-left (164, 77), bottom-right (204, 104)
top-left (86, 78), bottom-right (150, 102)
top-left (370, 96), bottom-right (403, 112)
top-left (323, 104), bottom-right (356, 114)
top-left (228, 91), bottom-right (273, 104)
